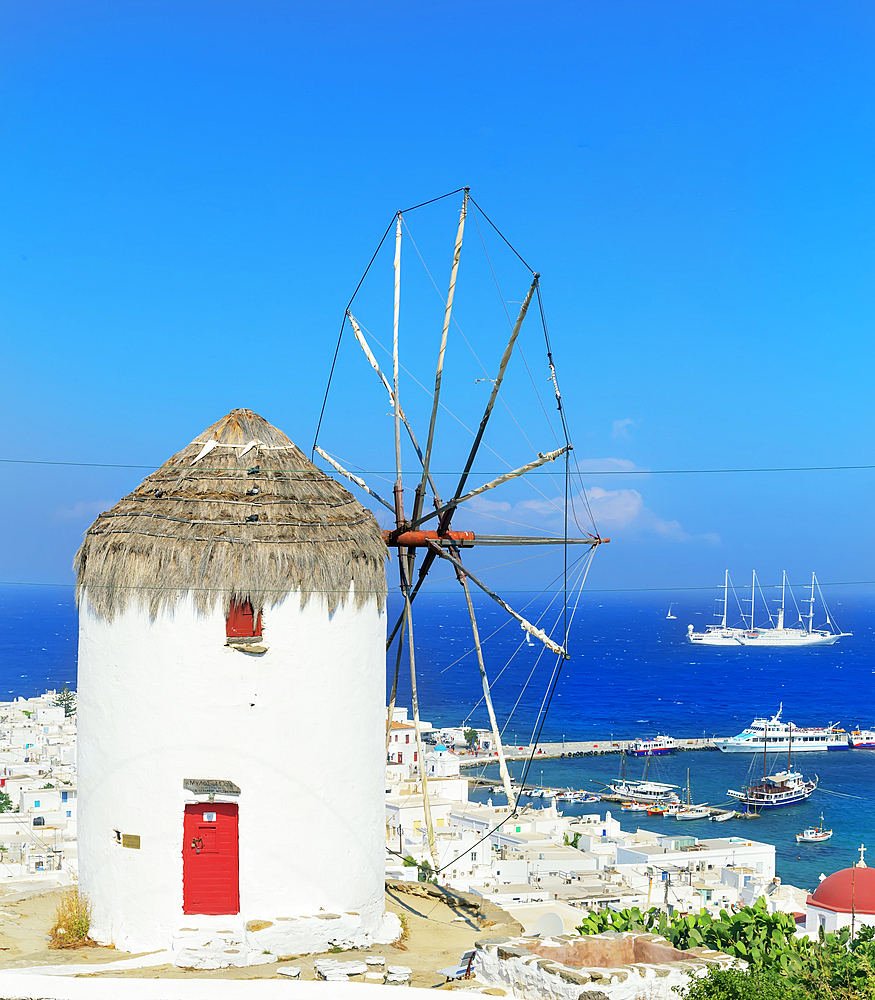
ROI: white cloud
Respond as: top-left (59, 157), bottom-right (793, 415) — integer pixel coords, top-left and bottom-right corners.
top-left (574, 457), bottom-right (642, 475)
top-left (54, 500), bottom-right (114, 522)
top-left (611, 417), bottom-right (636, 440)
top-left (467, 496), bottom-right (511, 513)
top-left (461, 484), bottom-right (719, 546)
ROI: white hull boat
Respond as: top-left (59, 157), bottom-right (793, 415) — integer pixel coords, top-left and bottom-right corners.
top-left (688, 571), bottom-right (849, 647)
top-left (676, 806), bottom-right (710, 821)
top-left (796, 815), bottom-right (832, 843)
top-left (715, 705), bottom-right (849, 753)
top-left (710, 810), bottom-right (737, 823)
top-left (728, 769), bottom-right (817, 809)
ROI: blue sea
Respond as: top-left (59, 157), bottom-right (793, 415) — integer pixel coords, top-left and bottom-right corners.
top-left (2, 584), bottom-right (873, 892)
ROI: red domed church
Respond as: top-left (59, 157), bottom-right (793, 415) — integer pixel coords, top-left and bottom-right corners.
top-left (805, 848), bottom-right (875, 935)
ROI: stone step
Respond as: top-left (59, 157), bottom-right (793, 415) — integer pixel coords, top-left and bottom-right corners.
top-left (172, 927), bottom-right (251, 969)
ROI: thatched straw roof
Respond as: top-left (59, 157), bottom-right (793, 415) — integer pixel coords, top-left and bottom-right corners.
top-left (75, 409), bottom-right (387, 620)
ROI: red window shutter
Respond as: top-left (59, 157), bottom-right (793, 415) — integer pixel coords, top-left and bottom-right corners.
top-left (226, 600), bottom-right (262, 638)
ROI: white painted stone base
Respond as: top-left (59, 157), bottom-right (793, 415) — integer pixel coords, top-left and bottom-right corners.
top-left (245, 910), bottom-right (402, 958)
top-left (172, 911), bottom-right (402, 968)
top-left (474, 933), bottom-right (739, 1000)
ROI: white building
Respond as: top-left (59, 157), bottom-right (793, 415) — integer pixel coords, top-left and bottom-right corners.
top-left (75, 409), bottom-right (398, 962)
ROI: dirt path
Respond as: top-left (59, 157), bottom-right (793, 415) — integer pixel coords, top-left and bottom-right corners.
top-left (0, 883), bottom-right (503, 989)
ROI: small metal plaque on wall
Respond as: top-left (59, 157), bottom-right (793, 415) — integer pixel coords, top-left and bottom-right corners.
top-left (121, 834), bottom-right (141, 849)
top-left (183, 779), bottom-right (241, 796)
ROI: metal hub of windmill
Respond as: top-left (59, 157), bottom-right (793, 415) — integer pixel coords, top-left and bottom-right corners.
top-left (313, 189), bottom-right (608, 866)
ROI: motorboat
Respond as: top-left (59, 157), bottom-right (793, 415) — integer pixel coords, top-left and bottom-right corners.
top-left (710, 810), bottom-right (737, 823)
top-left (627, 735), bottom-right (675, 757)
top-left (796, 814), bottom-right (832, 843)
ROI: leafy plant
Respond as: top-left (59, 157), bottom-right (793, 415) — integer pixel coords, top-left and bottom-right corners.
top-left (675, 967), bottom-right (806, 1000)
top-left (581, 900), bottom-right (875, 999)
top-left (0, 791), bottom-right (12, 814)
top-left (464, 728), bottom-right (478, 747)
top-left (48, 889), bottom-right (93, 948)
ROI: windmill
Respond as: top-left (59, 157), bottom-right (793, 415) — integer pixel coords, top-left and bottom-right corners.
top-left (313, 189), bottom-right (608, 866)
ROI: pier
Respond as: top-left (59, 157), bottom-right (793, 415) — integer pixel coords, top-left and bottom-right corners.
top-left (458, 736), bottom-right (717, 769)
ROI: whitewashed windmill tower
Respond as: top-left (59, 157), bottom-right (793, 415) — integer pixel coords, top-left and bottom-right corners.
top-left (75, 408), bottom-right (396, 960)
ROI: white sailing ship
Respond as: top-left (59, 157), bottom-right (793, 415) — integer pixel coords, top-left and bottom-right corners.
top-left (687, 571), bottom-right (850, 647)
top-left (714, 705), bottom-right (849, 753)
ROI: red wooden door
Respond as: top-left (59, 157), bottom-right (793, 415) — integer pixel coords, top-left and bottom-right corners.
top-left (183, 803), bottom-right (239, 914)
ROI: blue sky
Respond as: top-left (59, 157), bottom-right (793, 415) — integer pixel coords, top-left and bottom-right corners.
top-left (2, 0), bottom-right (873, 599)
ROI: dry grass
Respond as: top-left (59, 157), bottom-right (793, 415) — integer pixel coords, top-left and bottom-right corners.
top-left (48, 888), bottom-right (95, 949)
top-left (74, 409), bottom-right (387, 619)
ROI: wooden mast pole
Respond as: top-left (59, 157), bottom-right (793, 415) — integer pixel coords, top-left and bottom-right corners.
top-left (411, 188), bottom-right (468, 528)
top-left (388, 212), bottom-right (438, 867)
top-left (456, 568), bottom-right (516, 809)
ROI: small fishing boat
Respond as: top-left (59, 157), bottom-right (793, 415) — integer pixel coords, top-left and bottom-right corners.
top-left (675, 770), bottom-right (709, 820)
top-left (710, 810), bottom-right (737, 823)
top-left (850, 730), bottom-right (875, 749)
top-left (796, 813), bottom-right (832, 843)
top-left (666, 604), bottom-right (677, 620)
top-left (676, 805), bottom-right (710, 820)
top-left (647, 805), bottom-right (666, 816)
top-left (622, 801), bottom-right (648, 812)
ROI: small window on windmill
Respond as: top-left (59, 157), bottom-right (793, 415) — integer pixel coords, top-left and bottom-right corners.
top-left (226, 599), bottom-right (262, 641)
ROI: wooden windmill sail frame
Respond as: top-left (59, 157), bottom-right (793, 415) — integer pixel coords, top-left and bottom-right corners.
top-left (313, 189), bottom-right (608, 866)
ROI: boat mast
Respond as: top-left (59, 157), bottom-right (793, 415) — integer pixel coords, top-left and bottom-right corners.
top-left (788, 721), bottom-right (792, 771)
top-left (750, 570), bottom-right (756, 629)
top-left (763, 716), bottom-right (768, 781)
top-left (722, 570), bottom-right (728, 628)
top-left (807, 572), bottom-right (816, 634)
top-left (778, 571), bottom-right (786, 630)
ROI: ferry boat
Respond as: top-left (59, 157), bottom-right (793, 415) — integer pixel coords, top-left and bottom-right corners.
top-left (687, 571), bottom-right (849, 647)
top-left (626, 735), bottom-right (675, 757)
top-left (728, 769), bottom-right (817, 809)
top-left (850, 730), bottom-right (875, 749)
top-left (714, 705), bottom-right (849, 753)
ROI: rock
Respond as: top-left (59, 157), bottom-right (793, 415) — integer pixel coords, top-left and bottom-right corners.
top-left (245, 919), bottom-right (274, 933)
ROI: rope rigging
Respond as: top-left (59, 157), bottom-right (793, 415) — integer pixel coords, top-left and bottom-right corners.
top-left (311, 188), bottom-right (610, 875)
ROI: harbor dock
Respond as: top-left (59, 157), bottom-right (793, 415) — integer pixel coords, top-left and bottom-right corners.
top-left (458, 736), bottom-right (717, 768)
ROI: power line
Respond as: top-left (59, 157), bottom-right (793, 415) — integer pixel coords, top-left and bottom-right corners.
top-left (3, 579), bottom-right (874, 593)
top-left (1, 457), bottom-right (874, 476)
